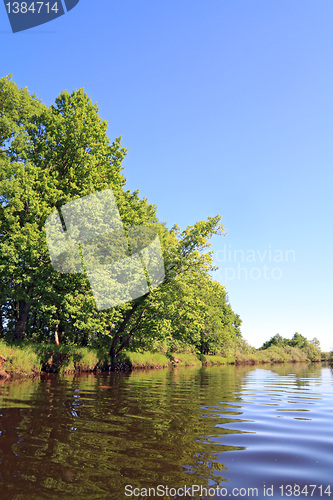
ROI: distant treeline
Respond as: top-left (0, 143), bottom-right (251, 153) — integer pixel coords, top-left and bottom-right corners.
top-left (241, 332), bottom-right (323, 364)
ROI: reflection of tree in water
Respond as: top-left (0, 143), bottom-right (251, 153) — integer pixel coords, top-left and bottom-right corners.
top-left (100, 366), bottom-right (249, 491)
top-left (0, 367), bottom-right (249, 498)
top-left (0, 376), bottom-right (88, 499)
top-left (246, 361), bottom-right (324, 388)
top-left (270, 360), bottom-right (323, 377)
top-left (1, 363), bottom-right (326, 499)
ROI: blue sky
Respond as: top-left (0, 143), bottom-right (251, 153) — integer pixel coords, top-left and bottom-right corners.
top-left (1, 0), bottom-right (332, 350)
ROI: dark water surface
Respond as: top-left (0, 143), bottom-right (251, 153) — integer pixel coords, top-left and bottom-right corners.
top-left (0, 363), bottom-right (332, 499)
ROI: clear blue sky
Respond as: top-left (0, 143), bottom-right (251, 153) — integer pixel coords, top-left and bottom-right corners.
top-left (1, 1), bottom-right (332, 350)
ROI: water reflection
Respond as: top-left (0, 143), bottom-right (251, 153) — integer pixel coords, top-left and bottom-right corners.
top-left (207, 364), bottom-right (333, 497)
top-left (0, 363), bottom-right (332, 499)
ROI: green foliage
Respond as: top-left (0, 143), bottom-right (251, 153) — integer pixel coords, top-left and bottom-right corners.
top-left (321, 351), bottom-right (332, 362)
top-left (259, 333), bottom-right (321, 362)
top-left (1, 76), bottom-right (241, 364)
top-left (258, 346), bottom-right (287, 363)
top-left (0, 75), bottom-right (133, 343)
top-left (220, 335), bottom-right (255, 358)
top-left (260, 333), bottom-right (287, 350)
top-left (302, 341), bottom-right (321, 362)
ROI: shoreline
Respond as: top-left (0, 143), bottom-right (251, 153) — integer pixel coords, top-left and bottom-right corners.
top-left (0, 344), bottom-right (330, 381)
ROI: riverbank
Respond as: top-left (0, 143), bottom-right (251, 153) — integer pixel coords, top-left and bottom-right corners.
top-left (0, 340), bottom-right (331, 380)
top-left (0, 341), bottom-right (99, 379)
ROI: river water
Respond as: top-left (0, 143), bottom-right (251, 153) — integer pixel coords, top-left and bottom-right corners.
top-left (0, 363), bottom-right (332, 499)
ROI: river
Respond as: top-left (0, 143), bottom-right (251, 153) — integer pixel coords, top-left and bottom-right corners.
top-left (0, 363), bottom-right (332, 499)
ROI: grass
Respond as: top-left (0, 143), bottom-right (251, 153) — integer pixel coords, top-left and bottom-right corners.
top-left (0, 339), bottom-right (325, 379)
top-left (168, 353), bottom-right (202, 367)
top-left (0, 340), bottom-right (100, 377)
top-left (201, 354), bottom-right (235, 366)
top-left (0, 340), bottom-right (40, 377)
top-left (121, 351), bottom-right (170, 369)
top-left (36, 344), bottom-right (100, 373)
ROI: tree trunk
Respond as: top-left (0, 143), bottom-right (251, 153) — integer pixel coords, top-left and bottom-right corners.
top-left (13, 300), bottom-right (31, 341)
top-left (0, 305), bottom-right (3, 338)
top-left (109, 307), bottom-right (147, 371)
top-left (54, 324), bottom-right (60, 345)
top-left (110, 345), bottom-right (117, 372)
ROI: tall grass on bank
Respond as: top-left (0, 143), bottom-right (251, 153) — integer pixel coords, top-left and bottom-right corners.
top-left (168, 353), bottom-right (202, 367)
top-left (121, 351), bottom-right (170, 369)
top-left (0, 341), bottom-right (100, 377)
top-left (0, 340), bottom-right (325, 379)
top-left (200, 354), bottom-right (235, 366)
top-left (0, 340), bottom-right (40, 377)
top-left (36, 344), bottom-right (99, 373)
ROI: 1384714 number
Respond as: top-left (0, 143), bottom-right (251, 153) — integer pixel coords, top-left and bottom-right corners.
top-left (279, 485), bottom-right (332, 497)
top-left (5, 2), bottom-right (59, 14)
